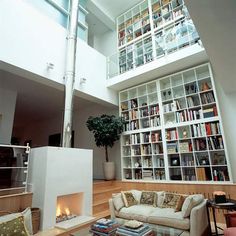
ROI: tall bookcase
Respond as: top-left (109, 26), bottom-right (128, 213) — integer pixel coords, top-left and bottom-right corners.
top-left (119, 63), bottom-right (232, 183)
top-left (117, 0), bottom-right (200, 74)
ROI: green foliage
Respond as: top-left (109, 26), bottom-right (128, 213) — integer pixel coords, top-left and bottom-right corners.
top-left (86, 114), bottom-right (124, 162)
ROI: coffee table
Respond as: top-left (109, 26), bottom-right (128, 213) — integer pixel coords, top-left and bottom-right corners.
top-left (71, 224), bottom-right (184, 236)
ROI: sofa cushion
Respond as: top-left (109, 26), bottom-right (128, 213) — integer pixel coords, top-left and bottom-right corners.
top-left (131, 190), bottom-right (142, 204)
top-left (156, 191), bottom-right (165, 207)
top-left (121, 191), bottom-right (137, 207)
top-left (161, 193), bottom-right (182, 210)
top-left (147, 207), bottom-right (190, 230)
top-left (175, 195), bottom-right (186, 212)
top-left (117, 205), bottom-right (155, 222)
top-left (181, 194), bottom-right (204, 218)
top-left (140, 191), bottom-right (156, 206)
top-left (0, 215), bottom-right (29, 236)
top-left (112, 193), bottom-right (124, 211)
top-left (0, 208), bottom-right (33, 235)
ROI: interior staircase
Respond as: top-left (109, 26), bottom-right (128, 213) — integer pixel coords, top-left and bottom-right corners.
top-left (93, 180), bottom-right (121, 219)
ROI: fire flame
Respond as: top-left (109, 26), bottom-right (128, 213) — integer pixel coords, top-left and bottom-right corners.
top-left (56, 205), bottom-right (70, 216)
top-left (56, 205), bottom-right (61, 217)
top-left (65, 207), bottom-right (70, 215)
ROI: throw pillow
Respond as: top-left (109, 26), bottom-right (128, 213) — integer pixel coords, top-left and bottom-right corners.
top-left (112, 193), bottom-right (124, 211)
top-left (22, 208), bottom-right (33, 235)
top-left (0, 208), bottom-right (33, 235)
top-left (156, 191), bottom-right (165, 207)
top-left (175, 195), bottom-right (186, 212)
top-left (182, 194), bottom-right (204, 218)
top-left (0, 215), bottom-right (29, 235)
top-left (121, 191), bottom-right (137, 207)
top-left (131, 190), bottom-right (142, 204)
top-left (140, 191), bottom-right (156, 206)
top-left (161, 193), bottom-right (181, 209)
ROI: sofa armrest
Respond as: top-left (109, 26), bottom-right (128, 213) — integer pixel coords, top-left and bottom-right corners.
top-left (189, 199), bottom-right (208, 236)
top-left (109, 198), bottom-right (116, 220)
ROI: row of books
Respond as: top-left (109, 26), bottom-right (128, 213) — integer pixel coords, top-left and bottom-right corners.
top-left (200, 91), bottom-right (215, 104)
top-left (194, 139), bottom-right (207, 151)
top-left (142, 170), bottom-right (153, 181)
top-left (127, 132), bottom-right (163, 145)
top-left (186, 96), bottom-right (200, 107)
top-left (121, 101), bottom-right (159, 112)
top-left (150, 116), bottom-right (161, 127)
top-left (155, 157), bottom-right (165, 167)
top-left (213, 169), bottom-right (229, 181)
top-left (191, 123), bottom-right (206, 137)
top-left (208, 136), bottom-right (224, 150)
top-left (131, 134), bottom-right (141, 144)
top-left (202, 106), bottom-right (218, 118)
top-left (163, 102), bottom-right (176, 113)
top-left (153, 143), bottom-right (163, 154)
top-left (176, 109), bottom-right (201, 123)
top-left (205, 122), bottom-right (221, 135)
top-left (166, 129), bottom-right (178, 140)
top-left (141, 145), bottom-right (152, 155)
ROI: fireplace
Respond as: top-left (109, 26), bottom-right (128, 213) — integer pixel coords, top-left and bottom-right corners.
top-left (28, 146), bottom-right (94, 230)
top-left (56, 192), bottom-right (82, 223)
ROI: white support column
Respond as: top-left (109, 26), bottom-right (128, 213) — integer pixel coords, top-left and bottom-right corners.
top-left (62, 0), bottom-right (79, 147)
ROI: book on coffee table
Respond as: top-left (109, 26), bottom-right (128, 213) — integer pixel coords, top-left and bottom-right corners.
top-left (116, 224), bottom-right (153, 236)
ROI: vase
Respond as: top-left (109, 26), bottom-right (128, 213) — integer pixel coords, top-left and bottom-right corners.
top-left (103, 162), bottom-right (115, 180)
top-left (202, 82), bottom-right (210, 91)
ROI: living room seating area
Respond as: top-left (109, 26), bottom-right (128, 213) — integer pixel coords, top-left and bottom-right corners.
top-left (109, 189), bottom-right (208, 236)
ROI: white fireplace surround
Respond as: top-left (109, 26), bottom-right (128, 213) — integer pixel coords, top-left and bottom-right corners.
top-left (28, 146), bottom-right (93, 230)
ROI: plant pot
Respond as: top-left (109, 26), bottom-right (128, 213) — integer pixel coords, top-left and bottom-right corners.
top-left (103, 162), bottom-right (115, 180)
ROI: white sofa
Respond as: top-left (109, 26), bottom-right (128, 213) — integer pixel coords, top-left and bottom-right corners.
top-left (109, 190), bottom-right (208, 236)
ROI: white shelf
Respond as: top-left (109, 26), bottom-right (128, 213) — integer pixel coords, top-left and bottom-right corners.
top-left (120, 63), bottom-right (231, 183)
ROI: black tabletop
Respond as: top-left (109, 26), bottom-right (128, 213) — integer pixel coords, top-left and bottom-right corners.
top-left (207, 198), bottom-right (236, 210)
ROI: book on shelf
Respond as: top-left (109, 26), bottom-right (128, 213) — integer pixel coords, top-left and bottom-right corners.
top-left (203, 106), bottom-right (217, 118)
top-left (166, 129), bottom-right (178, 140)
top-left (191, 123), bottom-right (206, 137)
top-left (206, 122), bottom-right (221, 135)
top-left (141, 145), bottom-right (152, 155)
top-left (179, 142), bottom-right (189, 152)
top-left (213, 169), bottom-right (227, 181)
top-left (131, 134), bottom-right (140, 144)
top-left (167, 142), bottom-right (178, 153)
top-left (208, 136), bottom-right (224, 150)
top-left (153, 143), bottom-right (163, 154)
top-left (196, 167), bottom-right (206, 181)
top-left (150, 116), bottom-right (160, 127)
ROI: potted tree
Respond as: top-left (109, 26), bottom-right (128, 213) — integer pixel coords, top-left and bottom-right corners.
top-left (86, 114), bottom-right (124, 180)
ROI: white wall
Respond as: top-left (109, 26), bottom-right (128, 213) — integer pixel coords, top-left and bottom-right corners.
top-left (0, 88), bottom-right (17, 144)
top-left (0, 0), bottom-right (117, 106)
top-left (73, 104), bottom-right (121, 180)
top-left (215, 84), bottom-right (236, 182)
top-left (93, 30), bottom-right (117, 57)
top-left (75, 39), bottom-right (118, 105)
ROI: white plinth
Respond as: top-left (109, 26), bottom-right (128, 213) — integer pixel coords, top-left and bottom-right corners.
top-left (28, 146), bottom-right (93, 230)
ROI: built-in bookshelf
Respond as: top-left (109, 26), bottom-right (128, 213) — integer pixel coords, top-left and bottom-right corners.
top-left (119, 63), bottom-right (231, 183)
top-left (117, 0), bottom-right (200, 74)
